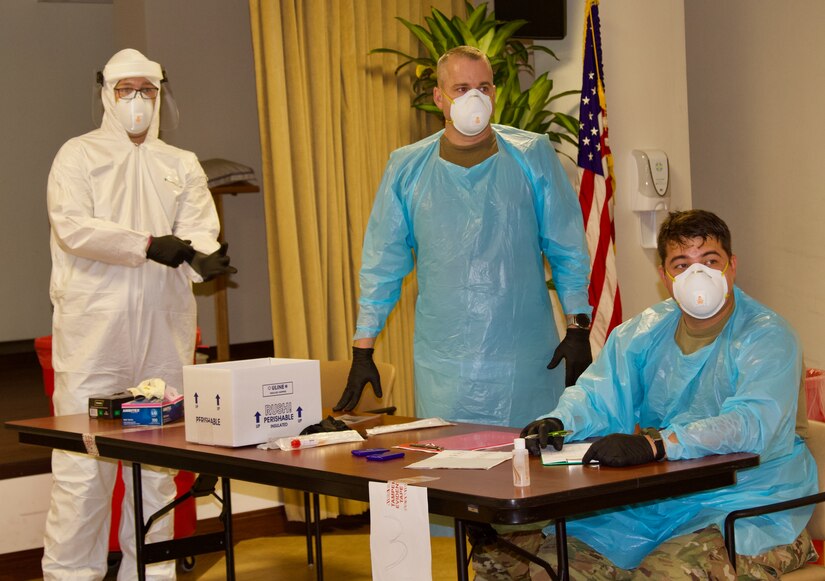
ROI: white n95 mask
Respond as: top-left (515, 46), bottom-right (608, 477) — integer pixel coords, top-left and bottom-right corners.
top-left (446, 89), bottom-right (492, 136)
top-left (114, 96), bottom-right (155, 136)
top-left (670, 262), bottom-right (729, 319)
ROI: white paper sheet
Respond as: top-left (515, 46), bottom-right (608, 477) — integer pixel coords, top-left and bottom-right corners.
top-left (365, 417), bottom-right (454, 436)
top-left (541, 442), bottom-right (594, 465)
top-left (404, 450), bottom-right (513, 470)
top-left (369, 481), bottom-right (431, 581)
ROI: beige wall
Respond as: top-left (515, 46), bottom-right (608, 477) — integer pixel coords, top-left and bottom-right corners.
top-left (685, 1), bottom-right (825, 369)
top-left (141, 0), bottom-right (271, 348)
top-left (0, 0), bottom-right (114, 343)
top-left (0, 0), bottom-right (274, 552)
top-left (535, 0), bottom-right (693, 322)
top-left (0, 0), bottom-right (115, 551)
top-left (0, 0), bottom-right (271, 348)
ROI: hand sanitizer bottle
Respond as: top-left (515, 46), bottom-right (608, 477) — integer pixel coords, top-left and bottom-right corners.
top-left (513, 437), bottom-right (530, 487)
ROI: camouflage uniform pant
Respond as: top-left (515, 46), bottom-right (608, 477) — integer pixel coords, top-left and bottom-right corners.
top-left (472, 524), bottom-right (816, 581)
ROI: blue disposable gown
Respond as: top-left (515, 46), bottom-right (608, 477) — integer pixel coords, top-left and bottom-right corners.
top-left (355, 125), bottom-right (590, 427)
top-left (543, 286), bottom-right (816, 569)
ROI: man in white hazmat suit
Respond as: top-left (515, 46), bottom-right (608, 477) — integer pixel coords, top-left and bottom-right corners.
top-left (474, 210), bottom-right (817, 580)
top-left (333, 46), bottom-right (592, 428)
top-left (43, 49), bottom-right (235, 580)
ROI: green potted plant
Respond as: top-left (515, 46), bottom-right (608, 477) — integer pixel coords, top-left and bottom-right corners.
top-left (370, 1), bottom-right (579, 152)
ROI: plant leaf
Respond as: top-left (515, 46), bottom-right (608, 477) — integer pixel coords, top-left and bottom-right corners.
top-left (531, 45), bottom-right (559, 60)
top-left (424, 16), bottom-right (448, 54)
top-left (507, 41), bottom-right (530, 66)
top-left (397, 17), bottom-right (439, 61)
top-left (415, 103), bottom-right (442, 115)
top-left (487, 20), bottom-right (527, 57)
top-left (546, 89), bottom-right (582, 104)
top-left (526, 74), bottom-right (551, 111)
top-left (552, 112), bottom-right (581, 136)
top-left (477, 27), bottom-right (496, 54)
top-left (454, 18), bottom-right (478, 47)
top-left (557, 133), bottom-right (580, 148)
top-left (465, 2), bottom-right (488, 32)
top-left (369, 47), bottom-right (416, 61)
top-left (432, 9), bottom-right (463, 46)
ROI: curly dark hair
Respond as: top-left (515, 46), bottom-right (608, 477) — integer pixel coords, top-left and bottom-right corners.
top-left (656, 210), bottom-right (732, 265)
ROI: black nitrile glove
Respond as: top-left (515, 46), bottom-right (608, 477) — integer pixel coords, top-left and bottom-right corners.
top-left (299, 415), bottom-right (350, 435)
top-left (547, 327), bottom-right (593, 386)
top-left (146, 235), bottom-right (196, 267)
top-left (520, 417), bottom-right (565, 456)
top-left (189, 243), bottom-right (238, 282)
top-left (332, 347), bottom-right (382, 412)
top-left (582, 433), bottom-right (655, 467)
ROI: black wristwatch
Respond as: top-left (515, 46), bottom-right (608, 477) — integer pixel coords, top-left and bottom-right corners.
top-left (642, 428), bottom-right (666, 461)
top-left (566, 313), bottom-right (591, 330)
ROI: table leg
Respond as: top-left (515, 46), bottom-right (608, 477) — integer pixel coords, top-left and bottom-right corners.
top-left (555, 519), bottom-right (569, 581)
top-left (455, 519), bottom-right (469, 581)
top-left (222, 477), bottom-right (236, 580)
top-left (313, 493), bottom-right (323, 581)
top-left (304, 491), bottom-right (314, 565)
top-left (132, 462), bottom-right (146, 581)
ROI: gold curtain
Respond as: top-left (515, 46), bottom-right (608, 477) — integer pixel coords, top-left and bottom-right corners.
top-left (249, 0), bottom-right (462, 519)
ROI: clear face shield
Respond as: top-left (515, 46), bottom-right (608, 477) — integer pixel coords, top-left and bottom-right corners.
top-left (92, 69), bottom-right (180, 132)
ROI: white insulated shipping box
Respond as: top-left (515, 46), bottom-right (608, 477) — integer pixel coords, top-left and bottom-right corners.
top-left (182, 358), bottom-right (322, 447)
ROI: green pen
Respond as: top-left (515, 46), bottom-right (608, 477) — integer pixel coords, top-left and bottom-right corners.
top-left (524, 430), bottom-right (573, 439)
top-left (547, 430), bottom-right (573, 437)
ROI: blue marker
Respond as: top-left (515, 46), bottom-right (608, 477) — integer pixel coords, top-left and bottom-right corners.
top-left (366, 451), bottom-right (405, 462)
top-left (351, 448), bottom-right (390, 457)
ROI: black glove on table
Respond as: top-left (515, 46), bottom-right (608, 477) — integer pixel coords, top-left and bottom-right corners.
top-left (299, 415), bottom-right (350, 435)
top-left (146, 235), bottom-right (196, 267)
top-left (582, 433), bottom-right (655, 467)
top-left (520, 417), bottom-right (565, 456)
top-left (332, 347), bottom-right (382, 412)
top-left (189, 242), bottom-right (238, 282)
top-left (547, 327), bottom-right (593, 386)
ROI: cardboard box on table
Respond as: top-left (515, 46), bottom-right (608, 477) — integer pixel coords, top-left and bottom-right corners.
top-left (89, 391), bottom-right (135, 419)
top-left (182, 358), bottom-right (321, 447)
top-left (121, 395), bottom-right (184, 427)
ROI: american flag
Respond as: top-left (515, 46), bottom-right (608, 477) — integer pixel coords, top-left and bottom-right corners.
top-left (577, 0), bottom-right (622, 353)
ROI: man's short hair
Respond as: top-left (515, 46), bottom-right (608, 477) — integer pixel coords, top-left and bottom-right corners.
top-left (436, 46), bottom-right (493, 87)
top-left (656, 210), bottom-right (733, 264)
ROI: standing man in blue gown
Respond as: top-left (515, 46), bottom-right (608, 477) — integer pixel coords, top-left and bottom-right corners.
top-left (334, 46), bottom-right (592, 427)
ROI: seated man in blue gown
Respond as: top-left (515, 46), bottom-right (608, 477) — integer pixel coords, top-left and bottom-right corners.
top-left (475, 209), bottom-right (817, 580)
